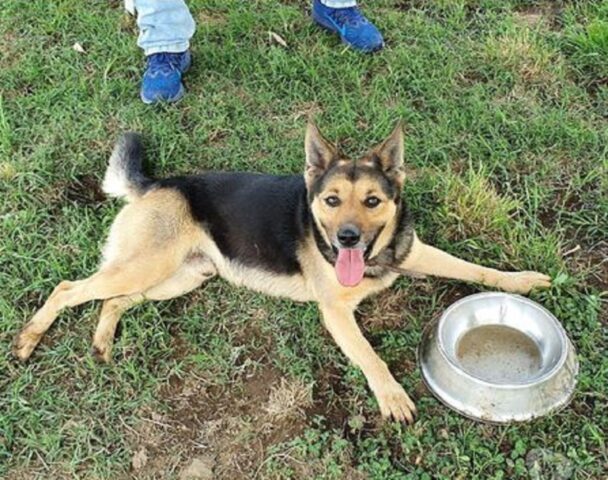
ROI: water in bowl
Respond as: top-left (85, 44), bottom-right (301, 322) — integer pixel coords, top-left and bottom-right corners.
top-left (457, 325), bottom-right (542, 383)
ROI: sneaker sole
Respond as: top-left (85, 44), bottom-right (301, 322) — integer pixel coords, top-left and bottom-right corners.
top-left (140, 83), bottom-right (186, 105)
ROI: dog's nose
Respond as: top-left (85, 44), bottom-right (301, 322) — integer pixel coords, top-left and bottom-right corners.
top-left (337, 224), bottom-right (361, 247)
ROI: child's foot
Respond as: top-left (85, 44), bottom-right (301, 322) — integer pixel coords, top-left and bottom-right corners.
top-left (312, 0), bottom-right (384, 53)
top-left (140, 51), bottom-right (191, 104)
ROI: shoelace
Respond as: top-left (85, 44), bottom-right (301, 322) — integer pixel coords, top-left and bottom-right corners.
top-left (329, 7), bottom-right (367, 28)
top-left (147, 53), bottom-right (184, 75)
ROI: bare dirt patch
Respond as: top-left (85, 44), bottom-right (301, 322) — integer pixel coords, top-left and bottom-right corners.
top-left (64, 174), bottom-right (106, 206)
top-left (569, 241), bottom-right (608, 294)
top-left (43, 174), bottom-right (106, 212)
top-left (513, 2), bottom-right (564, 30)
top-left (127, 363), bottom-right (315, 479)
top-left (359, 288), bottom-right (409, 332)
top-left (361, 279), bottom-right (475, 327)
top-left (310, 363), bottom-right (352, 431)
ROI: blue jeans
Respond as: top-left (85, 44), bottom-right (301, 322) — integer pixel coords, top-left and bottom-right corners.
top-left (133, 0), bottom-right (357, 55)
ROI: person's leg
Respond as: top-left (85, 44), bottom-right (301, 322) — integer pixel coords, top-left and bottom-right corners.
top-left (312, 0), bottom-right (384, 53)
top-left (134, 0), bottom-right (195, 104)
top-left (135, 0), bottom-right (194, 55)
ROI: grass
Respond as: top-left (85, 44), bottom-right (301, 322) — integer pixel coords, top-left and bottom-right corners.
top-left (0, 0), bottom-right (606, 478)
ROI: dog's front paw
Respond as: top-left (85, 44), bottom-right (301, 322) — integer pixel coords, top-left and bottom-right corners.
top-left (91, 344), bottom-right (113, 364)
top-left (499, 271), bottom-right (552, 294)
top-left (13, 324), bottom-right (42, 361)
top-left (374, 381), bottom-right (417, 424)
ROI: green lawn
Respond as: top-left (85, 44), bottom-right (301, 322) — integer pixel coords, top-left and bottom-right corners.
top-left (1, 0), bottom-right (606, 478)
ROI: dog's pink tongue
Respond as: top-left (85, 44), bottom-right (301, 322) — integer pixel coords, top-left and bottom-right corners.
top-left (335, 248), bottom-right (365, 287)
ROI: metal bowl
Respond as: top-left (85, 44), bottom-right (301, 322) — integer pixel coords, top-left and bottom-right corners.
top-left (418, 292), bottom-right (578, 423)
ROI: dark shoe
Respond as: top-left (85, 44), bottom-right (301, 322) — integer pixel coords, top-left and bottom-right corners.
top-left (140, 50), bottom-right (192, 104)
top-left (312, 0), bottom-right (384, 52)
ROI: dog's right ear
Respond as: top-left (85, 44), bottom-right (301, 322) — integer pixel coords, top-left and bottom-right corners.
top-left (305, 122), bottom-right (337, 187)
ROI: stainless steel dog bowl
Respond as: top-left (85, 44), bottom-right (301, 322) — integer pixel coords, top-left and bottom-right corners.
top-left (419, 293), bottom-right (578, 423)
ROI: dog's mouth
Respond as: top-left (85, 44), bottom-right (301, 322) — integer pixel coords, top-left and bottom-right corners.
top-left (335, 247), bottom-right (366, 287)
top-left (331, 242), bottom-right (375, 287)
top-left (328, 229), bottom-right (381, 288)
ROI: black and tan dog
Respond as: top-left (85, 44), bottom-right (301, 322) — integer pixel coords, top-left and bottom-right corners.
top-left (14, 123), bottom-right (551, 422)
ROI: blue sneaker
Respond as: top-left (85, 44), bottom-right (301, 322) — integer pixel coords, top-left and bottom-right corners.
top-left (140, 51), bottom-right (192, 104)
top-left (312, 1), bottom-right (384, 53)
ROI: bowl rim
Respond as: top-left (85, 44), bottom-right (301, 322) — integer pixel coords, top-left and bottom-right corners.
top-left (436, 292), bottom-right (570, 389)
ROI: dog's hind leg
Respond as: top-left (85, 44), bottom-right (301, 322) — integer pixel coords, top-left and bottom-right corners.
top-left (13, 251), bottom-right (185, 361)
top-left (90, 294), bottom-right (145, 363)
top-left (91, 254), bottom-right (217, 363)
top-left (13, 188), bottom-right (204, 361)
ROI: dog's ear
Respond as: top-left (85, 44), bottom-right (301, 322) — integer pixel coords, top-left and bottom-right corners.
top-left (371, 121), bottom-right (405, 186)
top-left (305, 122), bottom-right (337, 187)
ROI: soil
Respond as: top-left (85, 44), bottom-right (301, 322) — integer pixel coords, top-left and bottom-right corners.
top-left (63, 174), bottom-right (106, 207)
top-left (126, 362), bottom-right (314, 479)
top-left (513, 2), bottom-right (564, 29)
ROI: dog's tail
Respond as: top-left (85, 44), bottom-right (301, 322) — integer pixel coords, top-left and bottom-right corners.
top-left (102, 133), bottom-right (153, 202)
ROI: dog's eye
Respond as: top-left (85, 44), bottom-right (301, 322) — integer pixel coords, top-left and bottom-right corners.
top-left (324, 196), bottom-right (341, 207)
top-left (364, 196), bottom-right (381, 208)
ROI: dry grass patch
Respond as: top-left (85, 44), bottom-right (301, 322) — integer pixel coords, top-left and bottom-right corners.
top-left (265, 377), bottom-right (314, 421)
top-left (0, 162), bottom-right (17, 181)
top-left (484, 28), bottom-right (562, 83)
top-left (197, 11), bottom-right (228, 27)
top-left (438, 167), bottom-right (520, 242)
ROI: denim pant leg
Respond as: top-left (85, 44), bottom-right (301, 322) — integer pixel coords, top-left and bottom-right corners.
top-left (320, 0), bottom-right (358, 7)
top-left (134, 0), bottom-right (195, 56)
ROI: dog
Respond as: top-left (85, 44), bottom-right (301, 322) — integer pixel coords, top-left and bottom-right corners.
top-left (13, 122), bottom-right (551, 422)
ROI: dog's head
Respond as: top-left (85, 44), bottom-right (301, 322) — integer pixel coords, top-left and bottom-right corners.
top-left (305, 122), bottom-right (405, 287)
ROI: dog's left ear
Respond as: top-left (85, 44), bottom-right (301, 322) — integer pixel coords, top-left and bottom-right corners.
top-left (305, 122), bottom-right (337, 188)
top-left (371, 121), bottom-right (405, 186)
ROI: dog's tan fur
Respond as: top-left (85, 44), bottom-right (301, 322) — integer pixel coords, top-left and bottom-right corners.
top-left (14, 124), bottom-right (551, 422)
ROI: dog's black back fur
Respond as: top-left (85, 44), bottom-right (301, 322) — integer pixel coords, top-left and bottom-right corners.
top-left (159, 173), bottom-right (311, 274)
